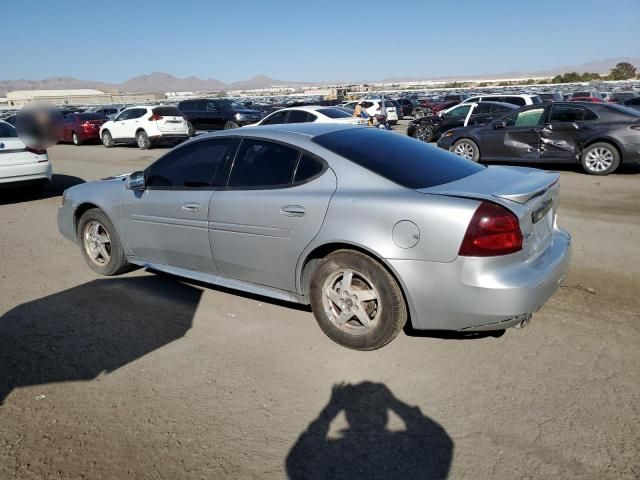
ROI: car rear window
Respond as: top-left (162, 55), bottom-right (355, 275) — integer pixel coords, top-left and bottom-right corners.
top-left (0, 121), bottom-right (17, 137)
top-left (316, 108), bottom-right (352, 119)
top-left (530, 96), bottom-right (542, 104)
top-left (153, 106), bottom-right (183, 116)
top-left (78, 113), bottom-right (108, 120)
top-left (313, 128), bottom-right (483, 189)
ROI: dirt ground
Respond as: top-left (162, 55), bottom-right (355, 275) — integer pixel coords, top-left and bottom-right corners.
top-left (1, 128), bottom-right (639, 479)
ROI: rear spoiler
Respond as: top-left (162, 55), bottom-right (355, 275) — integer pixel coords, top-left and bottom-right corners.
top-left (493, 173), bottom-right (559, 204)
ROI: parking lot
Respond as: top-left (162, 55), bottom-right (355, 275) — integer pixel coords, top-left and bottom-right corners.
top-left (1, 131), bottom-right (639, 478)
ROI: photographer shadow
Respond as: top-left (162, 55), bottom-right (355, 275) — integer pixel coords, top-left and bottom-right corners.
top-left (286, 382), bottom-right (453, 480)
top-left (0, 275), bottom-right (201, 405)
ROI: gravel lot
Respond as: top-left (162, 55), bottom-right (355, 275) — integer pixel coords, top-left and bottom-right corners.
top-left (1, 125), bottom-right (639, 479)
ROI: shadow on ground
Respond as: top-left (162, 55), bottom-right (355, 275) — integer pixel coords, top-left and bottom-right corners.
top-left (0, 276), bottom-right (202, 405)
top-left (287, 382), bottom-right (453, 479)
top-left (0, 173), bottom-right (84, 205)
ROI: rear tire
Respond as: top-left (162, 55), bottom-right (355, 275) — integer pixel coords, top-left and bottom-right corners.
top-left (452, 138), bottom-right (480, 162)
top-left (72, 132), bottom-right (81, 146)
top-left (309, 250), bottom-right (407, 350)
top-left (580, 142), bottom-right (620, 175)
top-left (224, 121), bottom-right (239, 130)
top-left (77, 208), bottom-right (130, 276)
top-left (136, 130), bottom-right (151, 150)
top-left (187, 121), bottom-right (195, 137)
top-left (412, 108), bottom-right (425, 119)
top-left (101, 130), bottom-right (114, 148)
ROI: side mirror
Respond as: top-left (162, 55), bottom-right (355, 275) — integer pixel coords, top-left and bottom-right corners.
top-left (126, 171), bottom-right (145, 190)
top-left (494, 121), bottom-right (507, 129)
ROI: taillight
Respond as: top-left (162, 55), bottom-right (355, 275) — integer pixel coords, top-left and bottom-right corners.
top-left (148, 114), bottom-right (162, 121)
top-left (26, 147), bottom-right (47, 155)
top-left (459, 201), bottom-right (523, 257)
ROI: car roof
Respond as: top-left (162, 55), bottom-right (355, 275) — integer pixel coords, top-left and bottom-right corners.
top-left (206, 122), bottom-right (360, 138)
top-left (275, 105), bottom-right (335, 113)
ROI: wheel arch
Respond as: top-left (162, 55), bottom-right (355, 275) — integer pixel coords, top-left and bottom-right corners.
top-left (581, 137), bottom-right (623, 158)
top-left (297, 241), bottom-right (416, 326)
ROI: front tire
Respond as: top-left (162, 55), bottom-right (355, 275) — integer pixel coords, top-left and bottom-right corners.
top-left (412, 108), bottom-right (425, 119)
top-left (72, 132), bottom-right (81, 146)
top-left (101, 130), bottom-right (114, 148)
top-left (187, 121), bottom-right (195, 137)
top-left (77, 209), bottom-right (129, 276)
top-left (581, 142), bottom-right (620, 175)
top-left (451, 138), bottom-right (480, 162)
top-left (136, 130), bottom-right (151, 149)
top-left (413, 125), bottom-right (434, 142)
top-left (309, 250), bottom-right (407, 350)
top-left (224, 121), bottom-right (239, 130)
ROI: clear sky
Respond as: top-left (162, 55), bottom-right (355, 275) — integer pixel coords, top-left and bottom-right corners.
top-left (3, 0), bottom-right (639, 83)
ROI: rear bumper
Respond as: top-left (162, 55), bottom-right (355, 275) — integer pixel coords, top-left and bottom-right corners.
top-left (0, 161), bottom-right (52, 186)
top-left (387, 228), bottom-right (572, 331)
top-left (149, 134), bottom-right (189, 144)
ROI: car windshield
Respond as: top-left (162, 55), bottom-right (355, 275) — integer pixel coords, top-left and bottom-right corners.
top-left (317, 108), bottom-right (352, 119)
top-left (313, 128), bottom-right (484, 189)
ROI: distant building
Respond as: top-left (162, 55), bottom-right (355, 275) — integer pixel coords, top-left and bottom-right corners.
top-left (6, 89), bottom-right (163, 106)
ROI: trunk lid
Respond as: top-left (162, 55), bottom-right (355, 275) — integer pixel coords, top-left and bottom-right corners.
top-left (418, 165), bottom-right (560, 260)
top-left (0, 137), bottom-right (46, 166)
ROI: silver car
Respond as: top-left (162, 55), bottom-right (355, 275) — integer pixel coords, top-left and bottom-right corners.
top-left (58, 124), bottom-right (571, 350)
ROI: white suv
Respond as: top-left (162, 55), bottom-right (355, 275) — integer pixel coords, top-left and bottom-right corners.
top-left (460, 94), bottom-right (542, 107)
top-left (100, 106), bottom-right (189, 149)
top-left (0, 120), bottom-right (52, 192)
top-left (357, 99), bottom-right (399, 122)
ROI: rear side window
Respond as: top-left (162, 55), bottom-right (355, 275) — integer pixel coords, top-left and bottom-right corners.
top-left (0, 121), bottom-right (17, 137)
top-left (313, 128), bottom-right (483, 189)
top-left (152, 107), bottom-right (183, 117)
top-left (530, 96), bottom-right (542, 104)
top-left (506, 97), bottom-right (527, 106)
top-left (549, 105), bottom-right (587, 123)
top-left (129, 108), bottom-right (147, 120)
top-left (317, 108), bottom-right (352, 119)
top-left (287, 110), bottom-right (315, 123)
top-left (473, 103), bottom-right (492, 114)
top-left (146, 139), bottom-right (232, 188)
top-left (228, 139), bottom-right (300, 188)
top-left (294, 154), bottom-right (324, 182)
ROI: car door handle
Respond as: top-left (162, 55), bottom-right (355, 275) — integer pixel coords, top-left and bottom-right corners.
top-left (181, 202), bottom-right (201, 212)
top-left (280, 205), bottom-right (305, 217)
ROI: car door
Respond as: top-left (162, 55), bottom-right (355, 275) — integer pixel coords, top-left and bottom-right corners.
top-left (121, 138), bottom-right (235, 273)
top-left (210, 138), bottom-right (337, 292)
top-left (110, 109), bottom-right (132, 139)
top-left (480, 107), bottom-right (546, 162)
top-left (539, 104), bottom-right (594, 161)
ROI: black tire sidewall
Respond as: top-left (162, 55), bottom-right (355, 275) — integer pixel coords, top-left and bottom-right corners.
top-left (581, 142), bottom-right (620, 175)
top-left (309, 250), bottom-right (407, 350)
top-left (72, 132), bottom-right (80, 145)
top-left (224, 121), bottom-right (239, 130)
top-left (77, 209), bottom-right (128, 276)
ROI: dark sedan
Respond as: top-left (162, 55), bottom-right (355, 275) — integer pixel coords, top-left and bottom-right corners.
top-left (60, 112), bottom-right (109, 145)
top-left (618, 97), bottom-right (640, 112)
top-left (407, 101), bottom-right (517, 143)
top-left (437, 102), bottom-right (640, 175)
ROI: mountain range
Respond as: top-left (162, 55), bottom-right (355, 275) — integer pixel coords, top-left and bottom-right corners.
top-left (1, 57), bottom-right (638, 97)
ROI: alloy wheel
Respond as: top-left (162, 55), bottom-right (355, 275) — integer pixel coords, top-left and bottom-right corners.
top-left (453, 142), bottom-right (475, 160)
top-left (83, 221), bottom-right (111, 266)
top-left (322, 269), bottom-right (380, 334)
top-left (584, 147), bottom-right (614, 173)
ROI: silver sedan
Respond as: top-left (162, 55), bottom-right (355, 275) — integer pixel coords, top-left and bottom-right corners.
top-left (58, 123), bottom-right (571, 350)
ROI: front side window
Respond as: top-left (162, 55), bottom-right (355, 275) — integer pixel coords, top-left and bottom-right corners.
top-left (228, 139), bottom-right (300, 188)
top-left (115, 110), bottom-right (131, 121)
top-left (504, 108), bottom-right (545, 127)
top-left (446, 105), bottom-right (472, 117)
top-left (145, 139), bottom-right (232, 188)
top-left (473, 103), bottom-right (492, 114)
